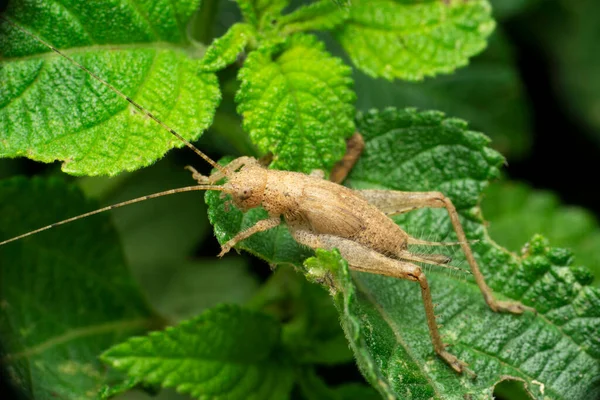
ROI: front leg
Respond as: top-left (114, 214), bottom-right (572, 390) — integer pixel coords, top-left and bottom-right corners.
top-left (219, 217), bottom-right (281, 257)
top-left (291, 228), bottom-right (472, 375)
top-left (358, 189), bottom-right (534, 315)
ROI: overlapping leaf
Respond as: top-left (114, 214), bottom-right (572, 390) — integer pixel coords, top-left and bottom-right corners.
top-left (335, 0), bottom-right (495, 81)
top-left (199, 23), bottom-right (255, 72)
top-left (353, 29), bottom-right (532, 158)
top-left (483, 180), bottom-right (600, 285)
top-left (101, 304), bottom-right (295, 400)
top-left (236, 0), bottom-right (289, 29)
top-left (0, 0), bottom-right (220, 176)
top-left (206, 108), bottom-right (600, 399)
top-left (236, 34), bottom-right (356, 172)
top-left (0, 177), bottom-right (158, 399)
top-left (278, 0), bottom-right (349, 34)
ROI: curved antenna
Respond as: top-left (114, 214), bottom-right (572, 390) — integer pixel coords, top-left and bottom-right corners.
top-left (0, 185), bottom-right (224, 247)
top-left (0, 16), bottom-right (225, 173)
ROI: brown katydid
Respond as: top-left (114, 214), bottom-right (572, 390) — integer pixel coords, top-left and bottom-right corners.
top-left (0, 18), bottom-right (535, 376)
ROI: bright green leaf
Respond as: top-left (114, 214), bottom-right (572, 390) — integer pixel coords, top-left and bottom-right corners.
top-left (279, 0), bottom-right (349, 34)
top-left (206, 108), bottom-right (600, 399)
top-left (236, 0), bottom-right (289, 29)
top-left (0, 0), bottom-right (220, 176)
top-left (0, 177), bottom-right (159, 399)
top-left (236, 34), bottom-right (356, 172)
top-left (336, 0), bottom-right (495, 81)
top-left (482, 180), bottom-right (600, 285)
top-left (199, 23), bottom-right (255, 72)
top-left (101, 304), bottom-right (295, 400)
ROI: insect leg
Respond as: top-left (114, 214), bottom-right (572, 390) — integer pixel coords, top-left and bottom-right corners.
top-left (358, 190), bottom-right (535, 314)
top-left (218, 217), bottom-right (281, 257)
top-left (290, 229), bottom-right (471, 374)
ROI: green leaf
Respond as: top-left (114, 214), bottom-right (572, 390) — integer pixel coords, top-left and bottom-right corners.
top-left (250, 266), bottom-right (354, 366)
top-left (0, 0), bottom-right (220, 176)
top-left (279, 0), bottom-right (349, 34)
top-left (101, 304), bottom-right (295, 400)
top-left (206, 108), bottom-right (600, 399)
top-left (526, 0), bottom-right (600, 137)
top-left (199, 23), bottom-right (255, 72)
top-left (489, 0), bottom-right (541, 19)
top-left (236, 0), bottom-right (289, 30)
top-left (482, 180), bottom-right (600, 286)
top-left (236, 34), bottom-right (356, 172)
top-left (335, 0), bottom-right (495, 81)
top-left (0, 177), bottom-right (158, 399)
top-left (352, 29), bottom-right (532, 158)
top-left (297, 366), bottom-right (380, 400)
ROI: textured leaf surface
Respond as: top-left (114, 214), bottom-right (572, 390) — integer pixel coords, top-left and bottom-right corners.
top-left (353, 29), bottom-right (531, 158)
top-left (482, 181), bottom-right (600, 286)
top-left (0, 0), bottom-right (220, 176)
top-left (101, 304), bottom-right (295, 400)
top-left (279, 0), bottom-right (349, 34)
top-left (0, 177), bottom-right (157, 399)
top-left (237, 34), bottom-right (355, 172)
top-left (236, 0), bottom-right (289, 29)
top-left (199, 23), bottom-right (254, 72)
top-left (206, 108), bottom-right (600, 399)
top-left (336, 0), bottom-right (495, 81)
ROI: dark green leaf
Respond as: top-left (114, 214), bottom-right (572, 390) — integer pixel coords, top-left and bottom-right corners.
top-left (335, 0), bottom-right (495, 81)
top-left (353, 29), bottom-right (532, 158)
top-left (482, 180), bottom-right (600, 286)
top-left (249, 266), bottom-right (353, 366)
top-left (0, 177), bottom-right (159, 399)
top-left (489, 0), bottom-right (541, 19)
top-left (206, 108), bottom-right (600, 399)
top-left (0, 0), bottom-right (220, 176)
top-left (525, 0), bottom-right (600, 138)
top-left (236, 34), bottom-right (356, 172)
top-left (101, 304), bottom-right (295, 400)
top-left (297, 366), bottom-right (380, 400)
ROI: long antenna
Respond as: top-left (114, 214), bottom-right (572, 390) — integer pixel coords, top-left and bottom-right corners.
top-left (0, 185), bottom-right (224, 246)
top-left (0, 16), bottom-right (225, 173)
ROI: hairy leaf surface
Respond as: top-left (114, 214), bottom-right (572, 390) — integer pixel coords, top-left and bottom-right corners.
top-left (0, 177), bottom-right (157, 399)
top-left (336, 0), bottom-right (495, 81)
top-left (199, 23), bottom-right (254, 72)
top-left (0, 0), bottom-right (220, 176)
top-left (237, 34), bottom-right (355, 172)
top-left (206, 108), bottom-right (600, 399)
top-left (279, 0), bottom-right (349, 34)
top-left (101, 304), bottom-right (295, 400)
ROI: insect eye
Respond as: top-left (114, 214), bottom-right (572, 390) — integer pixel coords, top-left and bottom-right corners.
top-left (241, 188), bottom-right (252, 200)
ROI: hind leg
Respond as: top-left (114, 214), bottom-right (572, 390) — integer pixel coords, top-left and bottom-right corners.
top-left (291, 229), bottom-right (472, 374)
top-left (357, 190), bottom-right (534, 314)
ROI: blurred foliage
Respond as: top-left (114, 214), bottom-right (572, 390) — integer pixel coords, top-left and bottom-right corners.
top-left (2, 0), bottom-right (600, 399)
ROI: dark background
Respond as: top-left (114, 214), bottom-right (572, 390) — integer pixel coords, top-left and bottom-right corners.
top-left (1, 1), bottom-right (599, 399)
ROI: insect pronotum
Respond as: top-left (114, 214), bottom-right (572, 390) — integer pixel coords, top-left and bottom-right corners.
top-left (0, 16), bottom-right (534, 375)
